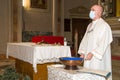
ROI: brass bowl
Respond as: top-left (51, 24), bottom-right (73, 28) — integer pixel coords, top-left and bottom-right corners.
top-left (59, 57), bottom-right (83, 70)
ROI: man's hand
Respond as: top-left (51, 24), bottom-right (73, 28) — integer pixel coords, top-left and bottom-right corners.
top-left (80, 53), bottom-right (85, 58)
top-left (85, 52), bottom-right (93, 60)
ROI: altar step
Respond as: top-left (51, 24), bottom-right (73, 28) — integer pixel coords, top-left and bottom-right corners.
top-left (0, 54), bottom-right (15, 74)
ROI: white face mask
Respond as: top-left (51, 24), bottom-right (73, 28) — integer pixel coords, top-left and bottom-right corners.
top-left (89, 11), bottom-right (95, 19)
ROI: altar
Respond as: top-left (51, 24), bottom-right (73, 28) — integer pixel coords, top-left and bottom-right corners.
top-left (6, 42), bottom-right (71, 80)
top-left (47, 65), bottom-right (111, 80)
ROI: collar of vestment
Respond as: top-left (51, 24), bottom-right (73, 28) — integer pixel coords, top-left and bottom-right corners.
top-left (87, 18), bottom-right (101, 33)
top-left (92, 18), bottom-right (101, 25)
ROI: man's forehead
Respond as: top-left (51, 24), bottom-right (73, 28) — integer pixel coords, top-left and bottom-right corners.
top-left (91, 5), bottom-right (100, 11)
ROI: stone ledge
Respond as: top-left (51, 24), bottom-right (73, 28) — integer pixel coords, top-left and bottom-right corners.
top-left (0, 59), bottom-right (15, 68)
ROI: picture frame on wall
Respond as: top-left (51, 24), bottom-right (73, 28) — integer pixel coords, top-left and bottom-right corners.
top-left (30, 0), bottom-right (49, 12)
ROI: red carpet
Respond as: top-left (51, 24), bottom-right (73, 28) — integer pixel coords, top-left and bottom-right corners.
top-left (112, 55), bottom-right (120, 60)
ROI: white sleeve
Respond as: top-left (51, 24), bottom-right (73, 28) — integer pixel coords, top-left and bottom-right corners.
top-left (78, 30), bottom-right (88, 54)
top-left (91, 25), bottom-right (113, 60)
top-left (78, 24), bottom-right (91, 54)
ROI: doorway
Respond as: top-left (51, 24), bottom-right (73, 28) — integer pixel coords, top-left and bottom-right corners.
top-left (72, 18), bottom-right (90, 56)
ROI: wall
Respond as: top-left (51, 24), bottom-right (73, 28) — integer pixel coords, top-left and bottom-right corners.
top-left (64, 0), bottom-right (98, 44)
top-left (0, 0), bottom-right (11, 54)
top-left (23, 0), bottom-right (98, 32)
top-left (23, 1), bottom-right (52, 32)
top-left (64, 0), bottom-right (98, 18)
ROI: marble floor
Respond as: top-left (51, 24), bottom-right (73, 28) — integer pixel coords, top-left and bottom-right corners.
top-left (0, 54), bottom-right (120, 80)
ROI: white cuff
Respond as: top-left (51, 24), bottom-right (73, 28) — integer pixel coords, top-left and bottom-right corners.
top-left (78, 49), bottom-right (85, 54)
top-left (91, 50), bottom-right (102, 60)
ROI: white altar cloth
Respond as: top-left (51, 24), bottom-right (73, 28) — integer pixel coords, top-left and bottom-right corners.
top-left (6, 42), bottom-right (71, 72)
top-left (47, 65), bottom-right (110, 80)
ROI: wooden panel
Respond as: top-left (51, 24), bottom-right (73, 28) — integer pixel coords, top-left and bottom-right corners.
top-left (15, 59), bottom-right (55, 80)
top-left (116, 0), bottom-right (120, 17)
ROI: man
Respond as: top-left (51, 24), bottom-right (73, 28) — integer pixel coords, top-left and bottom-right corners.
top-left (78, 5), bottom-right (113, 80)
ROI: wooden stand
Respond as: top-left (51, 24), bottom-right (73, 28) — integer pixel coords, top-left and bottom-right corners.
top-left (15, 59), bottom-right (55, 80)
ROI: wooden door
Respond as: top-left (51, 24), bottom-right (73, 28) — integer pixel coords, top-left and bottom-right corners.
top-left (72, 18), bottom-right (90, 56)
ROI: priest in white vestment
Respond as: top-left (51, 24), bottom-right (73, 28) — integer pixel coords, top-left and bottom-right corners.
top-left (78, 5), bottom-right (113, 80)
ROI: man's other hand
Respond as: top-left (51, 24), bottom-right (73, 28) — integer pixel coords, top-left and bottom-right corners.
top-left (85, 52), bottom-right (93, 60)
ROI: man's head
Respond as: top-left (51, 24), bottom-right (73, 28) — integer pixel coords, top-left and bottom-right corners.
top-left (89, 5), bottom-right (103, 20)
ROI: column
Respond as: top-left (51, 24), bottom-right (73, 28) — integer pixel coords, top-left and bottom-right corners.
top-left (52, 0), bottom-right (64, 36)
